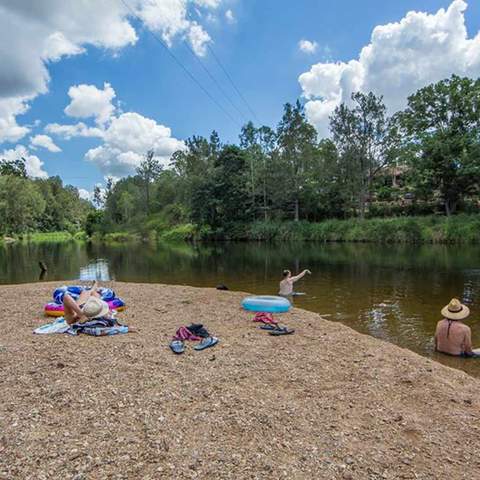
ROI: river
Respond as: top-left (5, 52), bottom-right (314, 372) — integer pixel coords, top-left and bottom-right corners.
top-left (2, 240), bottom-right (480, 376)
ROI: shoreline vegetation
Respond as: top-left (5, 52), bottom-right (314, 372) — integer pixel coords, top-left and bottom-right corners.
top-left (1, 76), bottom-right (479, 246)
top-left (2, 281), bottom-right (480, 478)
top-left (2, 214), bottom-right (480, 245)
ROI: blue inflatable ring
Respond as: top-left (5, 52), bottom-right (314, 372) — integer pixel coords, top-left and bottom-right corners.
top-left (241, 295), bottom-right (291, 313)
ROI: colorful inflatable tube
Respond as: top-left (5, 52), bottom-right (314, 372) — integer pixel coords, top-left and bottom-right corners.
top-left (45, 286), bottom-right (126, 317)
top-left (241, 295), bottom-right (291, 313)
top-left (44, 298), bottom-right (126, 317)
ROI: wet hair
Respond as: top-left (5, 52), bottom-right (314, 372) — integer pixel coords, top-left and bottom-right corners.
top-left (282, 270), bottom-right (291, 277)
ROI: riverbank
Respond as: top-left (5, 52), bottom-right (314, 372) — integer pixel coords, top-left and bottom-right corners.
top-left (99, 214), bottom-right (480, 244)
top-left (4, 214), bottom-right (480, 245)
top-left (1, 282), bottom-right (480, 479)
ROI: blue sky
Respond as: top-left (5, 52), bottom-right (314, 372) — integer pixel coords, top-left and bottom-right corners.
top-left (0, 0), bottom-right (479, 197)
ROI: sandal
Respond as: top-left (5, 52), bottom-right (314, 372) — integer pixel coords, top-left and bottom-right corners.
top-left (169, 340), bottom-right (185, 354)
top-left (194, 336), bottom-right (219, 351)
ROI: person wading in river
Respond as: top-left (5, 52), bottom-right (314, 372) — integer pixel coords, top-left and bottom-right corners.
top-left (279, 269), bottom-right (311, 297)
top-left (434, 298), bottom-right (478, 357)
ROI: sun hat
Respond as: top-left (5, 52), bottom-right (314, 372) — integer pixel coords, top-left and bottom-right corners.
top-left (441, 298), bottom-right (470, 321)
top-left (82, 297), bottom-right (110, 319)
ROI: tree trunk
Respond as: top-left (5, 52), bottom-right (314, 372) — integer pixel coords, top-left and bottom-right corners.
top-left (445, 198), bottom-right (457, 216)
top-left (294, 197), bottom-right (299, 222)
top-left (263, 179), bottom-right (268, 221)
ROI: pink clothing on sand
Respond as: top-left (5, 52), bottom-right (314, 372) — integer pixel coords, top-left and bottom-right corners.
top-left (173, 326), bottom-right (201, 341)
top-left (252, 312), bottom-right (278, 325)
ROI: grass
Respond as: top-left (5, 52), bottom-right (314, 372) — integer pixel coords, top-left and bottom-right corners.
top-left (246, 214), bottom-right (480, 244)
top-left (22, 231), bottom-right (75, 243)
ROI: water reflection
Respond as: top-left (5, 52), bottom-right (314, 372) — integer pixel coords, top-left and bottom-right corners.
top-left (1, 241), bottom-right (480, 376)
top-left (79, 259), bottom-right (111, 281)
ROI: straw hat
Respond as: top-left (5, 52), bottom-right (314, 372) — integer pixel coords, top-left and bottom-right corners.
top-left (82, 297), bottom-right (110, 319)
top-left (441, 298), bottom-right (470, 321)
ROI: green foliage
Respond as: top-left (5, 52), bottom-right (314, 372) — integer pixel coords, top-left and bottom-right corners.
top-left (23, 231), bottom-right (74, 243)
top-left (79, 76), bottom-right (479, 243)
top-left (399, 75), bottom-right (480, 215)
top-left (160, 224), bottom-right (196, 242)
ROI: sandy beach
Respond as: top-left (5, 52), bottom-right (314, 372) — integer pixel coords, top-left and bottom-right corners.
top-left (1, 281), bottom-right (480, 479)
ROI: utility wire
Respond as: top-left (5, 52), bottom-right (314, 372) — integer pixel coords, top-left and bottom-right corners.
top-left (206, 44), bottom-right (261, 125)
top-left (182, 39), bottom-right (248, 124)
top-left (186, 8), bottom-right (261, 125)
top-left (119, 0), bottom-right (241, 128)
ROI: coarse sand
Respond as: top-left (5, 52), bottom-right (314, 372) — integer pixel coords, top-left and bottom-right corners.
top-left (1, 281), bottom-right (480, 479)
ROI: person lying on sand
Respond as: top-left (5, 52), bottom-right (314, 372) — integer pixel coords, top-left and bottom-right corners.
top-left (434, 298), bottom-right (478, 358)
top-left (63, 281), bottom-right (136, 332)
top-left (279, 269), bottom-right (311, 297)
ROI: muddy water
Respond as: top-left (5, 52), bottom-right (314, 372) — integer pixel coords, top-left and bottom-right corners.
top-left (1, 241), bottom-right (479, 376)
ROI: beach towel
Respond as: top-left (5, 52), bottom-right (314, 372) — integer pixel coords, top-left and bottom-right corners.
top-left (34, 317), bottom-right (128, 336)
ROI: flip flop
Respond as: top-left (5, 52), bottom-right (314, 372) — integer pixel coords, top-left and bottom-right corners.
top-left (170, 340), bottom-right (185, 354)
top-left (259, 324), bottom-right (277, 331)
top-left (269, 327), bottom-right (295, 336)
top-left (194, 336), bottom-right (219, 351)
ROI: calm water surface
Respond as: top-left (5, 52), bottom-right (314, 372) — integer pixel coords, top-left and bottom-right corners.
top-left (1, 241), bottom-right (480, 376)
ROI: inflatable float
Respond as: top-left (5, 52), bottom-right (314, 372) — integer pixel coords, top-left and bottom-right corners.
top-left (44, 285), bottom-right (126, 317)
top-left (241, 295), bottom-right (291, 313)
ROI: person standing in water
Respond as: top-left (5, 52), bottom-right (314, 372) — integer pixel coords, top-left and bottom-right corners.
top-left (434, 298), bottom-right (478, 357)
top-left (279, 269), bottom-right (311, 296)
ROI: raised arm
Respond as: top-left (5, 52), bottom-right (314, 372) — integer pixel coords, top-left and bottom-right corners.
top-left (290, 269), bottom-right (311, 283)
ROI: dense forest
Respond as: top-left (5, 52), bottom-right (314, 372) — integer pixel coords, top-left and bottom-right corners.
top-left (1, 75), bottom-right (480, 242)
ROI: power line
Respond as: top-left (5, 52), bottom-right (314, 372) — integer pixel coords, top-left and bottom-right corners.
top-left (206, 44), bottom-right (261, 125)
top-left (119, 0), bottom-right (241, 128)
top-left (182, 40), bottom-right (248, 124)
top-left (185, 8), bottom-right (261, 126)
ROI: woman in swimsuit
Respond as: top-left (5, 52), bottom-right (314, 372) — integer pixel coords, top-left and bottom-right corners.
top-left (434, 298), bottom-right (477, 357)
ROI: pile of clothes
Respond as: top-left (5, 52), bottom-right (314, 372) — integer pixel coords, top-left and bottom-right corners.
top-left (169, 324), bottom-right (218, 354)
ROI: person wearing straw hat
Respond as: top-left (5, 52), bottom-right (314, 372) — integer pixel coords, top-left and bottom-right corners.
top-left (63, 281), bottom-right (112, 325)
top-left (434, 298), bottom-right (478, 357)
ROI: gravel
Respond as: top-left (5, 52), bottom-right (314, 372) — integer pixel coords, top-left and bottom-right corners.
top-left (1, 281), bottom-right (480, 479)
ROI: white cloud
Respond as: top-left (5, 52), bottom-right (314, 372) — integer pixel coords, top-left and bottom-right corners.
top-left (136, 0), bottom-right (216, 56)
top-left (0, 98), bottom-right (31, 143)
top-left (0, 0), bottom-right (222, 144)
top-left (45, 122), bottom-right (105, 140)
top-left (225, 9), bottom-right (235, 23)
top-left (85, 112), bottom-right (185, 177)
top-left (298, 39), bottom-right (318, 54)
top-left (64, 83), bottom-right (116, 125)
top-left (299, 0), bottom-right (480, 137)
top-left (78, 188), bottom-right (92, 201)
top-left (187, 22), bottom-right (212, 56)
top-left (30, 134), bottom-right (61, 153)
top-left (0, 145), bottom-right (48, 178)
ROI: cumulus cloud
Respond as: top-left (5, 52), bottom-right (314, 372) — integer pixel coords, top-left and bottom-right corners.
top-left (0, 145), bottom-right (48, 178)
top-left (78, 188), bottom-right (93, 201)
top-left (225, 9), bottom-right (235, 24)
top-left (0, 0), bottom-right (223, 144)
top-left (85, 112), bottom-right (185, 177)
top-left (45, 122), bottom-right (104, 140)
top-left (299, 0), bottom-right (480, 137)
top-left (64, 83), bottom-right (116, 125)
top-left (0, 98), bottom-right (31, 143)
top-left (30, 134), bottom-right (61, 153)
top-left (298, 39), bottom-right (318, 54)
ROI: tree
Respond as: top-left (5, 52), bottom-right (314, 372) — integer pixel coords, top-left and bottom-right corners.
top-left (0, 157), bottom-right (27, 177)
top-left (0, 176), bottom-right (45, 234)
top-left (277, 101), bottom-right (318, 221)
top-left (399, 75), bottom-right (480, 215)
top-left (136, 150), bottom-right (162, 215)
top-left (330, 92), bottom-right (398, 218)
